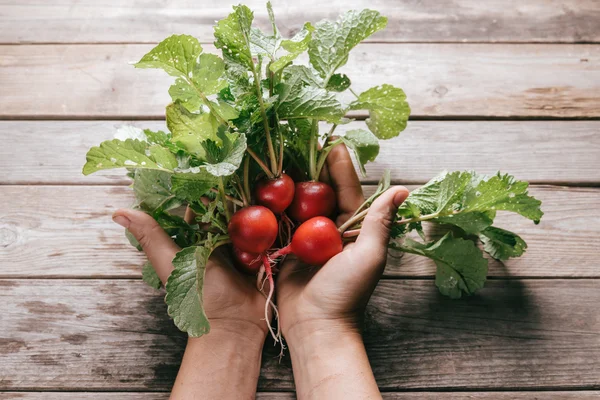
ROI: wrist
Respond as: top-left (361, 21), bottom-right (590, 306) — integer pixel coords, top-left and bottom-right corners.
top-left (284, 321), bottom-right (379, 399)
top-left (189, 318), bottom-right (267, 349)
top-left (283, 317), bottom-right (361, 346)
top-left (172, 319), bottom-right (267, 399)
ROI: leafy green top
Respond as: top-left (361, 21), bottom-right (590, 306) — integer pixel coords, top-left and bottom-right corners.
top-left (82, 4), bottom-right (543, 336)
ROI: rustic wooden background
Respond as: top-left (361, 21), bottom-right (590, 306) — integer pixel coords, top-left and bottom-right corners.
top-left (1, 1), bottom-right (599, 398)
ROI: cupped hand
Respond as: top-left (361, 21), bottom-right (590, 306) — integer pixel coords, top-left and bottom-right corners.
top-left (112, 208), bottom-right (269, 339)
top-left (276, 143), bottom-right (409, 340)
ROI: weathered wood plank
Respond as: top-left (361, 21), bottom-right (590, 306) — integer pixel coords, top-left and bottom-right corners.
top-left (1, 44), bottom-right (598, 118)
top-left (1, 1), bottom-right (599, 44)
top-left (0, 185), bottom-right (598, 278)
top-left (2, 392), bottom-right (600, 400)
top-left (3, 120), bottom-right (599, 185)
top-left (0, 279), bottom-right (598, 390)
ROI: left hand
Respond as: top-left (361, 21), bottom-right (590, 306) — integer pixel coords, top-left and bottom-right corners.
top-left (112, 208), bottom-right (269, 341)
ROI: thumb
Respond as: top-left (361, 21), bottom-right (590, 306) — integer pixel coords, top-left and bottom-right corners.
top-left (113, 209), bottom-right (180, 285)
top-left (354, 186), bottom-right (409, 256)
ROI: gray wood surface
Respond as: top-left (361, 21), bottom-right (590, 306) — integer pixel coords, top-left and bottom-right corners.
top-left (1, 185), bottom-right (597, 279)
top-left (1, 44), bottom-right (598, 118)
top-left (3, 120), bottom-right (599, 185)
top-left (1, 279), bottom-right (598, 391)
top-left (2, 0), bottom-right (598, 397)
top-left (2, 392), bottom-right (600, 399)
top-left (1, 1), bottom-right (599, 44)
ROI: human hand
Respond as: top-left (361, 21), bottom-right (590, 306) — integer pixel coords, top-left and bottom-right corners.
top-left (277, 143), bottom-right (409, 340)
top-left (113, 208), bottom-right (270, 398)
top-left (112, 208), bottom-right (268, 340)
top-left (276, 143), bottom-right (408, 399)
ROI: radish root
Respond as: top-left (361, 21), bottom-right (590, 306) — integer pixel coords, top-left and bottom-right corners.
top-left (261, 254), bottom-right (279, 343)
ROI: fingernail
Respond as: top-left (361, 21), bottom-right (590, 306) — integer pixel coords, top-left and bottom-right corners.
top-left (393, 189), bottom-right (408, 208)
top-left (112, 215), bottom-right (130, 228)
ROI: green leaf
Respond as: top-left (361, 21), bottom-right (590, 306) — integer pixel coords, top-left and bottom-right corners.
top-left (270, 22), bottom-right (315, 73)
top-left (464, 173), bottom-right (544, 224)
top-left (203, 133), bottom-right (247, 177)
top-left (82, 139), bottom-right (177, 175)
top-left (276, 81), bottom-right (344, 122)
top-left (326, 73), bottom-right (351, 92)
top-left (436, 211), bottom-right (495, 235)
top-left (340, 129), bottom-right (379, 176)
top-left (214, 5), bottom-right (254, 70)
top-left (250, 27), bottom-right (280, 59)
top-left (155, 211), bottom-right (197, 248)
top-left (308, 9), bottom-right (387, 81)
top-left (166, 102), bottom-right (218, 156)
top-left (282, 65), bottom-right (323, 87)
top-left (399, 171), bottom-right (544, 226)
top-left (266, 1), bottom-right (278, 35)
top-left (114, 125), bottom-right (148, 142)
top-left (169, 78), bottom-right (202, 112)
top-left (398, 233), bottom-right (488, 299)
top-left (165, 246), bottom-right (211, 336)
top-left (142, 261), bottom-right (162, 289)
top-left (209, 100), bottom-right (240, 121)
top-left (132, 169), bottom-right (181, 212)
top-left (479, 226), bottom-right (527, 261)
top-left (135, 34), bottom-right (203, 77)
top-left (191, 53), bottom-right (228, 95)
top-left (143, 129), bottom-right (171, 146)
top-left (125, 229), bottom-right (142, 251)
top-left (165, 55), bottom-right (228, 110)
top-left (350, 84), bottom-right (410, 139)
top-left (223, 59), bottom-right (253, 98)
top-left (171, 172), bottom-right (218, 202)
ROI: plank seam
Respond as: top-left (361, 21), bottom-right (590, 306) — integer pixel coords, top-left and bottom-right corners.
top-left (1, 41), bottom-right (600, 45)
top-left (2, 116), bottom-right (600, 121)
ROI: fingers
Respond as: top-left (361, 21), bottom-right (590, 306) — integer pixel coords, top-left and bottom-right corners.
top-left (113, 209), bottom-right (180, 285)
top-left (325, 141), bottom-right (364, 215)
top-left (354, 186), bottom-right (409, 263)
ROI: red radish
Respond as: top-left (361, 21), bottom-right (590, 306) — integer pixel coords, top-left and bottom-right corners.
top-left (272, 216), bottom-right (343, 266)
top-left (255, 174), bottom-right (295, 214)
top-left (228, 206), bottom-right (278, 254)
top-left (232, 247), bottom-right (261, 274)
top-left (287, 181), bottom-right (336, 223)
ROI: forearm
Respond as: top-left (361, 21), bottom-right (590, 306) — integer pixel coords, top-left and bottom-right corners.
top-left (286, 322), bottom-right (381, 400)
top-left (170, 321), bottom-right (266, 400)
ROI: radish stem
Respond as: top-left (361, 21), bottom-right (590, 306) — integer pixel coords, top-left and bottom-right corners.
top-left (338, 208), bottom-right (369, 233)
top-left (270, 244), bottom-right (293, 260)
top-left (217, 177), bottom-right (231, 222)
top-left (243, 156), bottom-right (251, 204)
top-left (309, 119), bottom-right (318, 180)
top-left (315, 138), bottom-right (343, 179)
top-left (252, 68), bottom-right (278, 175)
top-left (247, 148), bottom-right (275, 179)
top-left (209, 188), bottom-right (244, 207)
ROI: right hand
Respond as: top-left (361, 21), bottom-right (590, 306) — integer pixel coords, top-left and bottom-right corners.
top-left (276, 143), bottom-right (409, 342)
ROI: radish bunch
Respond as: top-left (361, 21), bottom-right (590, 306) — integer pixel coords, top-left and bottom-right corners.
top-left (83, 3), bottom-right (543, 341)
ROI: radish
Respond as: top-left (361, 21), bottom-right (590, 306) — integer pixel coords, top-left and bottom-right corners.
top-left (227, 206), bottom-right (278, 254)
top-left (255, 173), bottom-right (295, 214)
top-left (287, 181), bottom-right (336, 223)
top-left (272, 216), bottom-right (343, 266)
top-left (232, 246), bottom-right (261, 274)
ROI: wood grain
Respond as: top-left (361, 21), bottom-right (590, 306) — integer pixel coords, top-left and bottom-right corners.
top-left (1, 1), bottom-right (599, 44)
top-left (1, 44), bottom-right (598, 118)
top-left (0, 185), bottom-right (598, 278)
top-left (0, 279), bottom-right (599, 391)
top-left (2, 392), bottom-right (600, 399)
top-left (3, 120), bottom-right (599, 185)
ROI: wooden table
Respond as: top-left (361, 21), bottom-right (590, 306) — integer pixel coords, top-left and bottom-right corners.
top-left (1, 1), bottom-right (599, 398)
